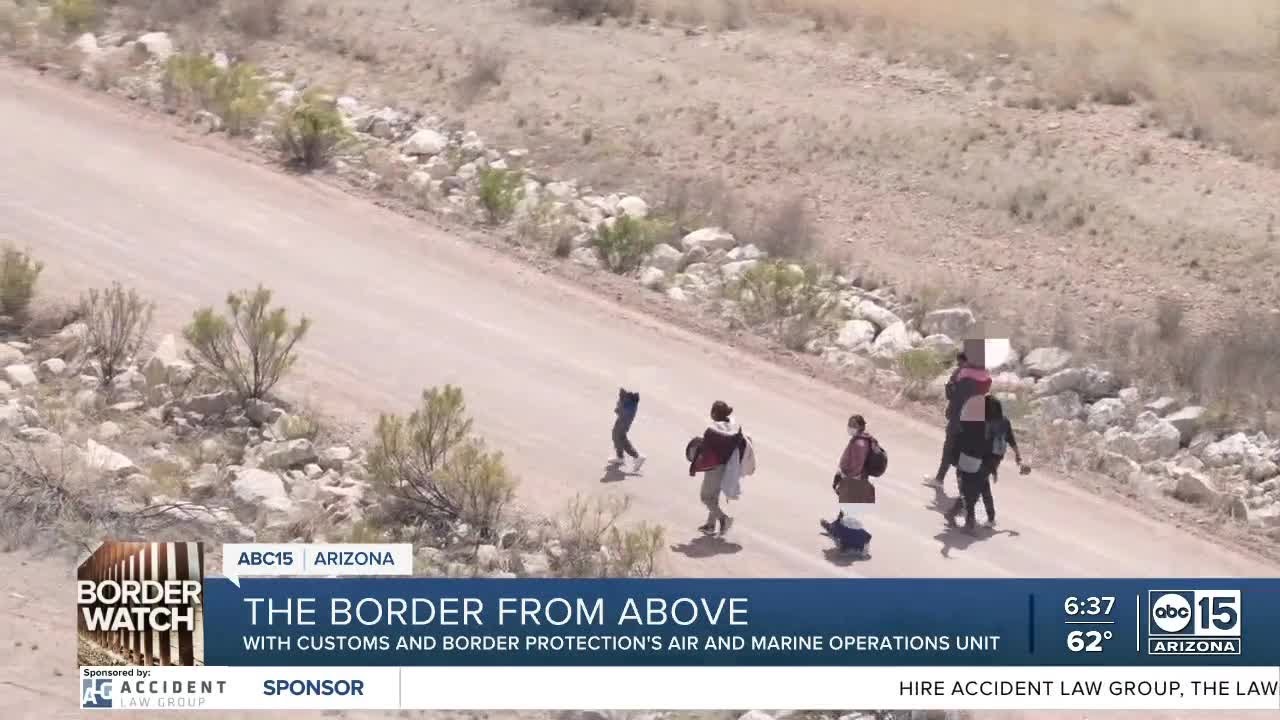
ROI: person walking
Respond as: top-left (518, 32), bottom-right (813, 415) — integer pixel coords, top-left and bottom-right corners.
top-left (979, 395), bottom-right (1027, 526)
top-left (610, 388), bottom-right (645, 472)
top-left (688, 400), bottom-right (746, 536)
top-left (943, 341), bottom-right (993, 533)
top-left (821, 414), bottom-right (875, 559)
top-left (928, 352), bottom-right (969, 487)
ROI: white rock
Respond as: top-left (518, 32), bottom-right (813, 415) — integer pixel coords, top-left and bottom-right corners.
top-left (336, 96), bottom-right (361, 116)
top-left (921, 307), bottom-right (976, 339)
top-left (3, 364), bottom-right (37, 387)
top-left (1164, 406), bottom-right (1206, 443)
top-left (869, 321), bottom-right (920, 359)
top-left (1171, 468), bottom-right (1219, 504)
top-left (1250, 503), bottom-right (1280, 528)
top-left (319, 445), bottom-right (353, 469)
top-left (920, 334), bottom-right (958, 355)
top-left (1086, 398), bottom-right (1126, 431)
top-left (457, 162), bottom-right (478, 180)
top-left (0, 380), bottom-right (10, 397)
top-left (835, 319), bottom-right (877, 352)
top-left (1118, 387), bottom-right (1141, 406)
top-left (646, 244), bottom-right (683, 273)
top-left (1023, 347), bottom-right (1073, 378)
top-left (616, 196), bottom-right (649, 218)
top-left (1244, 456), bottom-right (1279, 483)
top-left (518, 551), bottom-right (552, 577)
top-left (71, 32), bottom-right (99, 56)
top-left (1134, 420), bottom-right (1182, 462)
top-left (1036, 392), bottom-right (1085, 421)
top-left (135, 32), bottom-right (174, 61)
top-left (665, 287), bottom-right (688, 303)
top-left (1079, 367), bottom-right (1121, 400)
top-left (475, 544), bottom-right (502, 570)
top-left (39, 358), bottom-right (67, 377)
top-left (1098, 452), bottom-right (1141, 481)
top-left (545, 181), bottom-right (576, 200)
top-left (403, 128), bottom-right (449, 156)
top-left (854, 299), bottom-right (902, 331)
top-left (231, 468), bottom-right (294, 516)
top-left (1203, 433), bottom-right (1253, 468)
top-left (727, 244), bottom-right (766, 261)
top-left (1103, 427), bottom-right (1140, 459)
top-left (0, 345), bottom-right (22, 365)
top-left (182, 391), bottom-right (236, 417)
top-left (680, 227), bottom-right (737, 253)
top-left (639, 267), bottom-right (666, 290)
top-left (17, 427), bottom-right (59, 444)
top-left (1145, 396), bottom-right (1181, 416)
top-left (82, 439), bottom-right (137, 478)
top-left (720, 260), bottom-right (758, 282)
top-left (96, 421), bottom-right (122, 440)
top-left (569, 247), bottom-right (602, 269)
top-left (259, 439), bottom-right (318, 470)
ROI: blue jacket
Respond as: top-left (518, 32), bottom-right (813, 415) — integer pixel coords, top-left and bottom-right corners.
top-left (615, 390), bottom-right (640, 428)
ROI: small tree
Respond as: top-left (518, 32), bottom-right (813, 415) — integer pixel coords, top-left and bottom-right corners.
top-left (182, 285), bottom-right (311, 400)
top-left (0, 244), bottom-right (43, 319)
top-left (477, 167), bottom-right (523, 225)
top-left (79, 283), bottom-right (155, 385)
top-left (277, 90), bottom-right (350, 171)
top-left (368, 385), bottom-right (516, 539)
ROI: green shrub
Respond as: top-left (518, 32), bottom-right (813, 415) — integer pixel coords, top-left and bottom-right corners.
top-left (477, 167), bottom-right (523, 225)
top-left (182, 285), bottom-right (311, 400)
top-left (896, 347), bottom-right (947, 399)
top-left (163, 53), bottom-right (219, 109)
top-left (551, 494), bottom-right (665, 578)
top-left (0, 244), bottom-right (43, 319)
top-left (731, 260), bottom-right (840, 350)
top-left (593, 216), bottom-right (667, 274)
top-left (52, 0), bottom-right (96, 33)
top-left (210, 62), bottom-right (268, 135)
top-left (368, 385), bottom-right (517, 540)
top-left (276, 90), bottom-right (349, 170)
top-left (79, 283), bottom-right (155, 385)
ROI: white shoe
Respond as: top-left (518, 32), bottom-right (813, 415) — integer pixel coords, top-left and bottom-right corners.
top-left (607, 457), bottom-right (623, 465)
top-left (631, 455), bottom-right (646, 472)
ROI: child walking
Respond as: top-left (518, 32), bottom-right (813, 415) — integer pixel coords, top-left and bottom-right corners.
top-left (611, 388), bottom-right (645, 471)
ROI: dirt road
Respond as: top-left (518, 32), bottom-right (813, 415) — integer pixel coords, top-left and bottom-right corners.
top-left (0, 67), bottom-right (1275, 719)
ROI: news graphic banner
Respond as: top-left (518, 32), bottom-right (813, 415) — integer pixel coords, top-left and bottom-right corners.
top-left (76, 541), bottom-right (1280, 711)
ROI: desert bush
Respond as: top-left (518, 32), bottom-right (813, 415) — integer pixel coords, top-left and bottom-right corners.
top-left (209, 62), bottom-right (269, 135)
top-left (79, 283), bottom-right (155, 385)
top-left (0, 244), bottom-right (43, 319)
top-left (456, 43), bottom-right (507, 105)
top-left (516, 197), bottom-right (577, 255)
top-left (162, 52), bottom-right (219, 108)
top-left (277, 90), bottom-right (350, 170)
top-left (551, 494), bottom-right (664, 578)
top-left (530, 0), bottom-right (636, 22)
top-left (477, 167), bottom-right (524, 225)
top-left (731, 260), bottom-right (840, 349)
top-left (368, 385), bottom-right (517, 540)
top-left (226, 0), bottom-right (286, 38)
top-left (182, 285), bottom-right (311, 401)
top-left (594, 216), bottom-right (667, 274)
top-left (896, 347), bottom-right (947, 399)
top-left (52, 0), bottom-right (96, 33)
top-left (738, 194), bottom-right (817, 259)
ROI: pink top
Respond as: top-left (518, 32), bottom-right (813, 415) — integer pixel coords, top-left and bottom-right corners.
top-left (840, 436), bottom-right (870, 478)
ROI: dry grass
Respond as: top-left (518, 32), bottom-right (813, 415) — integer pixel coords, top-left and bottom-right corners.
top-left (225, 0), bottom-right (286, 38)
top-left (455, 43), bottom-right (508, 107)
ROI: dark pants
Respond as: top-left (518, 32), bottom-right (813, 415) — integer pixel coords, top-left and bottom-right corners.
top-left (933, 426), bottom-right (958, 483)
top-left (612, 419), bottom-right (638, 459)
top-left (949, 470), bottom-right (994, 526)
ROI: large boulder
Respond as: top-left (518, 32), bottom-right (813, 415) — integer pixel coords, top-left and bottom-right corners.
top-left (1164, 406), bottom-right (1206, 444)
top-left (181, 391), bottom-right (237, 417)
top-left (1098, 452), bottom-right (1142, 482)
top-left (1086, 398), bottom-right (1127, 431)
top-left (1134, 420), bottom-right (1182, 462)
top-left (835, 319), bottom-right (877, 352)
top-left (1170, 468), bottom-right (1220, 504)
top-left (3, 364), bottom-right (37, 388)
top-left (257, 439), bottom-right (318, 470)
top-left (854, 300), bottom-right (901, 331)
top-left (1202, 433), bottom-right (1254, 468)
top-left (720, 260), bottom-right (758, 282)
top-left (639, 267), bottom-right (666, 290)
top-left (82, 439), bottom-right (137, 478)
top-left (230, 468), bottom-right (295, 517)
top-left (646, 244), bottom-right (683, 273)
top-left (134, 32), bottom-right (174, 62)
top-left (1144, 396), bottom-right (1181, 416)
top-left (680, 227), bottom-right (737, 254)
top-left (1103, 427), bottom-right (1140, 459)
top-left (616, 196), bottom-right (649, 219)
top-left (920, 307), bottom-right (976, 340)
top-left (1033, 391), bottom-right (1085, 422)
top-left (869, 321), bottom-right (920, 360)
top-left (142, 334), bottom-right (193, 387)
top-left (0, 345), bottom-right (23, 366)
top-left (1023, 347), bottom-right (1073, 378)
top-left (402, 128), bottom-right (449, 156)
top-left (1244, 456), bottom-right (1279, 483)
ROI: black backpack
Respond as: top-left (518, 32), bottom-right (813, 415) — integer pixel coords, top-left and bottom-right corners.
top-left (862, 435), bottom-right (888, 478)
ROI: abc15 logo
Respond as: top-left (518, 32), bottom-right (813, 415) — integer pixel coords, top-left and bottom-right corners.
top-left (1147, 589), bottom-right (1242, 638)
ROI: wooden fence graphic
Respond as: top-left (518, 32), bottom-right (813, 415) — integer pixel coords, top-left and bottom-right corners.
top-left (76, 541), bottom-right (206, 666)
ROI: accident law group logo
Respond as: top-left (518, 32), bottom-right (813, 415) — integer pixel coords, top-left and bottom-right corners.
top-left (77, 541), bottom-right (207, 667)
top-left (82, 678), bottom-right (113, 709)
top-left (1146, 589), bottom-right (1242, 655)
